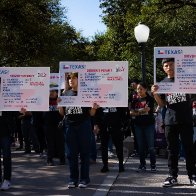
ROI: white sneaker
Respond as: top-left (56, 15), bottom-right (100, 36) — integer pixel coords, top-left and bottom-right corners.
top-left (1, 180), bottom-right (11, 190)
top-left (78, 181), bottom-right (88, 188)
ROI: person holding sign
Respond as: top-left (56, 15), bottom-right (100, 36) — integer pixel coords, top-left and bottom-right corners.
top-left (151, 58), bottom-right (196, 187)
top-left (43, 90), bottom-right (65, 166)
top-left (58, 72), bottom-right (99, 189)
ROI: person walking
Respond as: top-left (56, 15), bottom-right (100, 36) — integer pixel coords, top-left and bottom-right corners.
top-left (151, 58), bottom-right (196, 187)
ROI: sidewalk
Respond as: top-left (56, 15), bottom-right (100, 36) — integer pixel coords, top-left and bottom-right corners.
top-left (1, 149), bottom-right (119, 196)
top-left (1, 149), bottom-right (196, 195)
top-left (108, 157), bottom-right (196, 196)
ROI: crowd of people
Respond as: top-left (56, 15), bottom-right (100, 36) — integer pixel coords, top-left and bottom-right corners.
top-left (1, 59), bottom-right (196, 191)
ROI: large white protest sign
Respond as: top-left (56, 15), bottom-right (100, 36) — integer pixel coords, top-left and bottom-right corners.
top-left (0, 67), bottom-right (50, 111)
top-left (58, 61), bottom-right (128, 107)
top-left (154, 46), bottom-right (196, 93)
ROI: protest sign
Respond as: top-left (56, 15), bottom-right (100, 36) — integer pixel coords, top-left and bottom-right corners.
top-left (154, 46), bottom-right (196, 93)
top-left (58, 61), bottom-right (128, 107)
top-left (0, 67), bottom-right (50, 111)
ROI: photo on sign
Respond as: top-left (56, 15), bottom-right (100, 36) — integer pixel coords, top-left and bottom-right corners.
top-left (155, 58), bottom-right (175, 82)
top-left (61, 72), bottom-right (78, 96)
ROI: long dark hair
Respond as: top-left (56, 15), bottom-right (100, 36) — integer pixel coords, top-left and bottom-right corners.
top-left (138, 82), bottom-right (147, 89)
top-left (137, 82), bottom-right (150, 96)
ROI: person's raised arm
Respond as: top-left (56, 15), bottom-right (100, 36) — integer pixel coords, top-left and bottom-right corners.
top-left (89, 103), bottom-right (99, 116)
top-left (20, 108), bottom-right (32, 116)
top-left (151, 84), bottom-right (166, 107)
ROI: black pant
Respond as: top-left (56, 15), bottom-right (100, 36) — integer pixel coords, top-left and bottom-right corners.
top-left (21, 120), bottom-right (39, 152)
top-left (0, 137), bottom-right (12, 182)
top-left (100, 124), bottom-right (124, 167)
top-left (130, 119), bottom-right (138, 152)
top-left (16, 119), bottom-right (23, 148)
top-left (165, 124), bottom-right (196, 178)
top-left (44, 125), bottom-right (65, 160)
top-left (34, 124), bottom-right (46, 153)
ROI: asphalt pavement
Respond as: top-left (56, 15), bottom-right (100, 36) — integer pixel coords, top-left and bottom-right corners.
top-left (1, 143), bottom-right (196, 196)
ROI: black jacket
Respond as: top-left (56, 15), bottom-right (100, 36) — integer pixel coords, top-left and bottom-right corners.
top-left (94, 107), bottom-right (127, 128)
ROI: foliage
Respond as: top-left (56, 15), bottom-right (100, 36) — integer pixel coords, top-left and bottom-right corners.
top-left (0, 0), bottom-right (91, 71)
top-left (97, 0), bottom-right (196, 85)
top-left (1, 0), bottom-right (195, 80)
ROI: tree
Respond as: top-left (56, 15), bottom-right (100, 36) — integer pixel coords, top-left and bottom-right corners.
top-left (97, 0), bottom-right (196, 84)
top-left (156, 0), bottom-right (196, 8)
top-left (0, 0), bottom-right (91, 70)
top-left (0, 0), bottom-right (55, 66)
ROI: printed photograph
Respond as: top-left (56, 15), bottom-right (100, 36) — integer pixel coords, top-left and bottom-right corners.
top-left (156, 58), bottom-right (175, 82)
top-left (61, 72), bottom-right (78, 96)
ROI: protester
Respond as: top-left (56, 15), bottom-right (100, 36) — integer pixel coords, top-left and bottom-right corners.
top-left (31, 112), bottom-right (46, 155)
top-left (130, 82), bottom-right (156, 172)
top-left (0, 111), bottom-right (14, 190)
top-left (128, 78), bottom-right (140, 157)
top-left (43, 90), bottom-right (65, 166)
top-left (192, 100), bottom-right (196, 161)
top-left (94, 107), bottom-right (126, 173)
top-left (58, 72), bottom-right (99, 188)
top-left (151, 58), bottom-right (196, 187)
top-left (19, 109), bottom-right (39, 154)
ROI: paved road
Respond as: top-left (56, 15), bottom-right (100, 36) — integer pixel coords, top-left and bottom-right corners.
top-left (1, 148), bottom-right (196, 195)
top-left (108, 158), bottom-right (196, 196)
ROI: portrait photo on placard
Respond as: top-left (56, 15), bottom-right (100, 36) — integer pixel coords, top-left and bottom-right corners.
top-left (61, 72), bottom-right (78, 96)
top-left (155, 58), bottom-right (175, 83)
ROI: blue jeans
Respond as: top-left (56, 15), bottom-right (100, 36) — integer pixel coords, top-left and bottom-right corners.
top-left (0, 137), bottom-right (12, 182)
top-left (135, 124), bottom-right (156, 166)
top-left (65, 119), bottom-right (92, 183)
